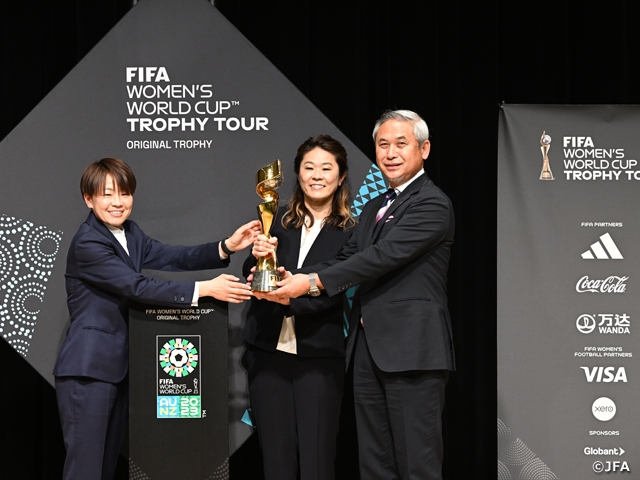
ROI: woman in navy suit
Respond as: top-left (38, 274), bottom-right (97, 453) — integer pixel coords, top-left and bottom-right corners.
top-left (242, 135), bottom-right (355, 480)
top-left (53, 157), bottom-right (260, 480)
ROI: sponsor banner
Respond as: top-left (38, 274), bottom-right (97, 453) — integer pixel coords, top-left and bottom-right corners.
top-left (498, 105), bottom-right (640, 478)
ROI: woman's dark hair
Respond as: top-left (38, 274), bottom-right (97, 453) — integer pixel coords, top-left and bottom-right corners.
top-left (80, 157), bottom-right (137, 198)
top-left (281, 135), bottom-right (354, 230)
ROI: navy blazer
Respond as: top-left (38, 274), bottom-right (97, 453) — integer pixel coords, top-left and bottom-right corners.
top-left (53, 211), bottom-right (228, 383)
top-left (243, 207), bottom-right (353, 358)
top-left (303, 173), bottom-right (455, 372)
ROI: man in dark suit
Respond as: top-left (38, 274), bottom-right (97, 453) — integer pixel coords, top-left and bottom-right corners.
top-left (270, 110), bottom-right (455, 479)
top-left (53, 157), bottom-right (260, 480)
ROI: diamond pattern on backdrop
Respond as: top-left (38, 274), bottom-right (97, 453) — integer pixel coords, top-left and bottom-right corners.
top-left (350, 164), bottom-right (387, 217)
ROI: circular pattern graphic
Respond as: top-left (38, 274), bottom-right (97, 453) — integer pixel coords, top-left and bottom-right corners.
top-left (519, 458), bottom-right (558, 480)
top-left (159, 338), bottom-right (199, 377)
top-left (501, 438), bottom-right (536, 466)
top-left (25, 226), bottom-right (62, 269)
top-left (0, 241), bottom-right (15, 285)
top-left (0, 216), bottom-right (63, 357)
top-left (0, 215), bottom-right (22, 229)
top-left (9, 280), bottom-right (45, 329)
top-left (497, 460), bottom-right (512, 480)
top-left (498, 418), bottom-right (512, 440)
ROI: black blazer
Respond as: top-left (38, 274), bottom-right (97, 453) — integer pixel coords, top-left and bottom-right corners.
top-left (53, 211), bottom-right (228, 383)
top-left (305, 173), bottom-right (456, 372)
top-left (243, 207), bottom-right (353, 358)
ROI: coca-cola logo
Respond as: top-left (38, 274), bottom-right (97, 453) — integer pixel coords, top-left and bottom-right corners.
top-left (576, 276), bottom-right (628, 293)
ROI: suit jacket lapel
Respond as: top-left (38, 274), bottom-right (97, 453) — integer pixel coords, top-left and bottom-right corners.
top-left (371, 173), bottom-right (430, 241)
top-left (301, 224), bottom-right (341, 266)
top-left (87, 212), bottom-right (137, 270)
top-left (281, 226), bottom-right (302, 269)
top-left (123, 224), bottom-right (138, 268)
top-left (360, 193), bottom-right (386, 249)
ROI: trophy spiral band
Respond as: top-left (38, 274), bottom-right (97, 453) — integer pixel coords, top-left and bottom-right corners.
top-left (252, 159), bottom-right (283, 292)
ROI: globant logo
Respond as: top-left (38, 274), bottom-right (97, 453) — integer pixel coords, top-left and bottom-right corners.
top-left (584, 446), bottom-right (625, 456)
top-left (592, 397), bottom-right (617, 421)
top-left (576, 276), bottom-right (628, 294)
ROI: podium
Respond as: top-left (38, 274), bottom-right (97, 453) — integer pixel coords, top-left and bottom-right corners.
top-left (129, 299), bottom-right (229, 478)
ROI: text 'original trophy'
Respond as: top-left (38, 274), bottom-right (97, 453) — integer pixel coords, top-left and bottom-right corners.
top-left (251, 160), bottom-right (283, 292)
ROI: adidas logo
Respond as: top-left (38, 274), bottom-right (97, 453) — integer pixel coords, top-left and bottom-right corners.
top-left (581, 233), bottom-right (623, 260)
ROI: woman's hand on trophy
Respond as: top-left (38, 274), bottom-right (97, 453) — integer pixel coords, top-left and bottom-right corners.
top-left (246, 265), bottom-right (289, 284)
top-left (223, 220), bottom-right (263, 254)
top-left (198, 274), bottom-right (253, 303)
top-left (251, 234), bottom-right (278, 259)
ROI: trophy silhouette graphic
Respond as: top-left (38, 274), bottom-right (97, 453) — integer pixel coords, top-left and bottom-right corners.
top-left (540, 131), bottom-right (554, 180)
top-left (252, 160), bottom-right (283, 291)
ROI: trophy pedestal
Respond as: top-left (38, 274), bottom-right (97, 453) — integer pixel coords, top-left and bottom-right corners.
top-left (540, 166), bottom-right (554, 180)
top-left (251, 269), bottom-right (282, 292)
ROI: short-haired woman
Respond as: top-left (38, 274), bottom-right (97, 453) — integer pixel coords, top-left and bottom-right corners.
top-left (53, 157), bottom-right (260, 480)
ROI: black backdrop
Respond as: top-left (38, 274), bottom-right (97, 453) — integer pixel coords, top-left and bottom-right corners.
top-left (2, 1), bottom-right (640, 479)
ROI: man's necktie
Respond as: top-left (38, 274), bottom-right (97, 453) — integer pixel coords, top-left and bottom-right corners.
top-left (375, 189), bottom-right (397, 224)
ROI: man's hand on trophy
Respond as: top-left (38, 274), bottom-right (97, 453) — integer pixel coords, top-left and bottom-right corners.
top-left (271, 273), bottom-right (313, 300)
top-left (199, 274), bottom-right (253, 303)
top-left (252, 234), bottom-right (278, 259)
top-left (222, 220), bottom-right (263, 255)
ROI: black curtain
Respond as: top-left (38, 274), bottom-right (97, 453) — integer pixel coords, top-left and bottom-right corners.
top-left (3, 1), bottom-right (640, 478)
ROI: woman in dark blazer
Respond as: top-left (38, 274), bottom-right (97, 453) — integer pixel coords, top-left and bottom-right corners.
top-left (242, 135), bottom-right (355, 480)
top-left (53, 157), bottom-right (260, 480)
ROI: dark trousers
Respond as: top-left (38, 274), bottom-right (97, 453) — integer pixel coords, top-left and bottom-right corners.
top-left (55, 376), bottom-right (128, 480)
top-left (244, 345), bottom-right (345, 480)
top-left (353, 327), bottom-right (448, 480)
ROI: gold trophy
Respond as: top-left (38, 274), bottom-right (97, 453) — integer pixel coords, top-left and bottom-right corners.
top-left (539, 131), bottom-right (554, 180)
top-left (251, 160), bottom-right (283, 291)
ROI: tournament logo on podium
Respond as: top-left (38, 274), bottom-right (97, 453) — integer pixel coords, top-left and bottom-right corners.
top-left (157, 335), bottom-right (201, 419)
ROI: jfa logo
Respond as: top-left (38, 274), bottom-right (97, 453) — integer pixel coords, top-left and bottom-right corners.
top-left (593, 460), bottom-right (630, 473)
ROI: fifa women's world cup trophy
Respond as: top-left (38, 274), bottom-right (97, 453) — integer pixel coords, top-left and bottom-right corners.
top-left (251, 160), bottom-right (283, 292)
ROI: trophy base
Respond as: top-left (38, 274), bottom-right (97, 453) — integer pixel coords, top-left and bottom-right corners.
top-left (251, 269), bottom-right (282, 292)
